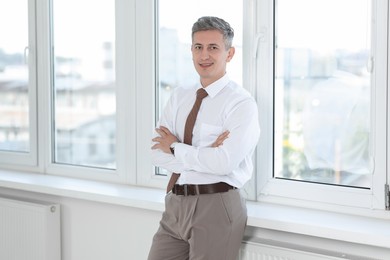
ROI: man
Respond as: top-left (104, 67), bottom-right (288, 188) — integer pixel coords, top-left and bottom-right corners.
top-left (148, 16), bottom-right (260, 260)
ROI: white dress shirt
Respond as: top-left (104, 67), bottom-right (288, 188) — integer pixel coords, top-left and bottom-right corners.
top-left (151, 74), bottom-right (260, 188)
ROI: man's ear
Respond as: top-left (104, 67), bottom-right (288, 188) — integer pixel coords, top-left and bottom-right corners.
top-left (226, 47), bottom-right (235, 62)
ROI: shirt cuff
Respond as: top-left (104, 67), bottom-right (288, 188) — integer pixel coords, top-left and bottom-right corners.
top-left (174, 142), bottom-right (193, 168)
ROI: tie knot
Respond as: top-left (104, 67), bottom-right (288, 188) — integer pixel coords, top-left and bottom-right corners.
top-left (196, 88), bottom-right (208, 100)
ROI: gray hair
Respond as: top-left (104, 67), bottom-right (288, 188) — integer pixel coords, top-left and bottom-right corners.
top-left (192, 16), bottom-right (234, 49)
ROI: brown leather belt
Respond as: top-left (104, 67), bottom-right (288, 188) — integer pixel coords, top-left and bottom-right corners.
top-left (172, 182), bottom-right (236, 196)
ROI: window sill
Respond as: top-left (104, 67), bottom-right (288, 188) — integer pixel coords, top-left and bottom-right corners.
top-left (0, 169), bottom-right (389, 250)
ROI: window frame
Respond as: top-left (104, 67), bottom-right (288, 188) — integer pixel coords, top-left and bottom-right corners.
top-left (255, 0), bottom-right (388, 211)
top-left (136, 0), bottom-right (167, 189)
top-left (35, 0), bottom-right (137, 184)
top-left (0, 0), bottom-right (388, 215)
top-left (0, 0), bottom-right (38, 167)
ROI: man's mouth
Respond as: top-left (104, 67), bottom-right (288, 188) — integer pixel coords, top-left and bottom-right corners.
top-left (199, 62), bottom-right (213, 68)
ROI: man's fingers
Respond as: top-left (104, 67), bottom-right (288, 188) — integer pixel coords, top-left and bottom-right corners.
top-left (211, 130), bottom-right (230, 147)
top-left (155, 128), bottom-right (166, 137)
top-left (221, 130), bottom-right (230, 136)
top-left (219, 133), bottom-right (228, 140)
top-left (160, 126), bottom-right (171, 134)
top-left (156, 126), bottom-right (173, 137)
top-left (218, 131), bottom-right (230, 141)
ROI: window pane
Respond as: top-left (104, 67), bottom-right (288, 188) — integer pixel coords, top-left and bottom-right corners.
top-left (52, 0), bottom-right (116, 169)
top-left (274, 0), bottom-right (371, 188)
top-left (0, 1), bottom-right (29, 152)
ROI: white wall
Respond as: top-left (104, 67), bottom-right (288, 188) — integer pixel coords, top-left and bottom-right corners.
top-left (0, 187), bottom-right (160, 260)
top-left (1, 182), bottom-right (390, 260)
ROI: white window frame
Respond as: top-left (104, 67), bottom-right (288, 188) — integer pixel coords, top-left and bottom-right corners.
top-left (388, 0), bottom-right (390, 199)
top-left (136, 0), bottom-right (168, 189)
top-left (1, 0), bottom-right (388, 216)
top-left (34, 0), bottom-right (137, 184)
top-left (254, 0), bottom-right (389, 212)
top-left (0, 0), bottom-right (38, 167)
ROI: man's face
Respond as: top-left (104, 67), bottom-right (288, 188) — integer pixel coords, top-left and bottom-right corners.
top-left (191, 30), bottom-right (235, 87)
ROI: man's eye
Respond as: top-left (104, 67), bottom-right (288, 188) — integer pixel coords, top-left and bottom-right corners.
top-left (195, 46), bottom-right (202, 50)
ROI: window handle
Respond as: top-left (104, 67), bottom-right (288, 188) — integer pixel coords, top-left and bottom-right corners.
top-left (367, 56), bottom-right (374, 73)
top-left (253, 27), bottom-right (267, 58)
top-left (24, 46), bottom-right (29, 65)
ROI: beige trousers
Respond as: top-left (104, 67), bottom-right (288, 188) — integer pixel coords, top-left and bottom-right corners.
top-left (147, 189), bottom-right (247, 260)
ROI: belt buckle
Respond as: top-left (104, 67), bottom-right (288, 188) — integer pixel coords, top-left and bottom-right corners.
top-left (183, 184), bottom-right (188, 196)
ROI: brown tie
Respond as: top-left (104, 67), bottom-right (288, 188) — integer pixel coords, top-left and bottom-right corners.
top-left (166, 88), bottom-right (208, 193)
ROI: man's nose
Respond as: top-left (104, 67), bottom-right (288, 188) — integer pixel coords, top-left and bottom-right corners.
top-left (200, 49), bottom-right (210, 59)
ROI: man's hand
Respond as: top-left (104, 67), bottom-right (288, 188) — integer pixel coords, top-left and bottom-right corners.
top-left (211, 130), bottom-right (230, 147)
top-left (152, 126), bottom-right (179, 154)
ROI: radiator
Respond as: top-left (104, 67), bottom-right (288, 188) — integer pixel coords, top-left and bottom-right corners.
top-left (239, 240), bottom-right (382, 260)
top-left (0, 196), bottom-right (61, 260)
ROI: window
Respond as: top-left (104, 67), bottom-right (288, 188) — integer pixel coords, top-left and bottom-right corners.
top-left (44, 0), bottom-right (136, 183)
top-left (0, 0), bottom-right (37, 166)
top-left (274, 0), bottom-right (372, 188)
top-left (52, 0), bottom-right (116, 169)
top-left (0, 2), bottom-right (30, 153)
top-left (257, 0), bottom-right (388, 210)
top-left (0, 0), bottom-right (388, 213)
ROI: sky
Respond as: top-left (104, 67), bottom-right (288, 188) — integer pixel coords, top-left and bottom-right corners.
top-left (277, 0), bottom-right (371, 52)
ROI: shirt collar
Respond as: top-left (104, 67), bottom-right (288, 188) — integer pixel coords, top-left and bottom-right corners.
top-left (198, 74), bottom-right (230, 98)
